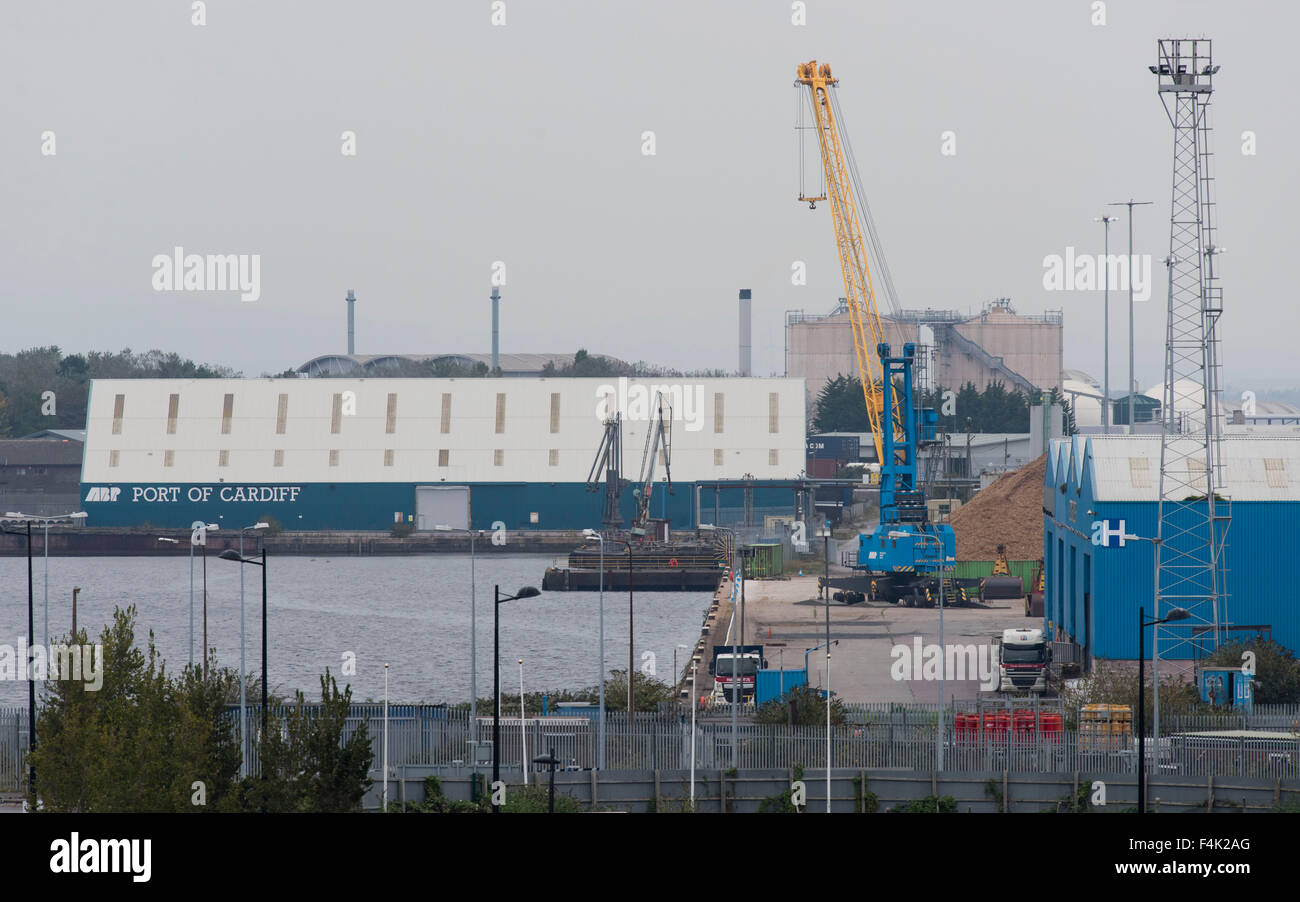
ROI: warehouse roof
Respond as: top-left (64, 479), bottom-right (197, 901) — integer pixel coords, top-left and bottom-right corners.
top-left (0, 439), bottom-right (85, 467)
top-left (19, 429), bottom-right (86, 443)
top-left (1054, 434), bottom-right (1300, 502)
top-left (297, 352), bottom-right (628, 377)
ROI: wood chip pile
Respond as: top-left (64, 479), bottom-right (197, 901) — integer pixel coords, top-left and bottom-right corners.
top-left (949, 453), bottom-right (1048, 560)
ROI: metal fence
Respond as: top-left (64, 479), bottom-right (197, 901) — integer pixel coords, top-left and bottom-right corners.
top-left (0, 708), bottom-right (24, 793)
top-left (5, 702), bottom-right (1298, 792)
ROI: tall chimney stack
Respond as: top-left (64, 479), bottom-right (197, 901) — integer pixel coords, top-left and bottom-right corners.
top-left (346, 289), bottom-right (356, 355)
top-left (491, 286), bottom-right (500, 372)
top-left (738, 288), bottom-right (752, 376)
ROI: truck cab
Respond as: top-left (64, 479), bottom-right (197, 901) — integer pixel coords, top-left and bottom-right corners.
top-left (709, 645), bottom-right (766, 704)
top-left (998, 628), bottom-right (1050, 693)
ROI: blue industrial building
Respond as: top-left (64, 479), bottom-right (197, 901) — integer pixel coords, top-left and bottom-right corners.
top-left (1043, 433), bottom-right (1300, 661)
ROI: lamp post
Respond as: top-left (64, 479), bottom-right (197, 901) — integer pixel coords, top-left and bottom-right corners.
top-left (4, 510), bottom-right (87, 799)
top-left (582, 528), bottom-right (608, 769)
top-left (237, 523), bottom-right (269, 778)
top-left (690, 657), bottom-right (698, 809)
top-left (1109, 199), bottom-right (1153, 430)
top-left (2, 517), bottom-right (34, 797)
top-left (435, 524), bottom-right (484, 745)
top-left (627, 542), bottom-right (634, 725)
top-left (518, 658), bottom-right (528, 786)
top-left (191, 521), bottom-right (218, 675)
top-left (816, 520), bottom-right (832, 655)
top-left (531, 748), bottom-right (560, 813)
top-left (383, 662), bottom-right (389, 811)
top-left (219, 544), bottom-right (268, 779)
top-left (825, 650), bottom-right (831, 813)
top-left (156, 537), bottom-right (181, 661)
top-left (674, 644), bottom-right (689, 697)
top-left (1095, 214), bottom-right (1120, 432)
top-left (188, 522), bottom-right (215, 670)
top-left (493, 584), bottom-right (540, 812)
top-left (700, 523), bottom-right (740, 767)
top-left (1138, 606), bottom-right (1189, 813)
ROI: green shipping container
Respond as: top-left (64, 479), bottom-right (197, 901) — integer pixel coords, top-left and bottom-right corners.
top-left (952, 559), bottom-right (1037, 587)
top-left (748, 543), bottom-right (784, 578)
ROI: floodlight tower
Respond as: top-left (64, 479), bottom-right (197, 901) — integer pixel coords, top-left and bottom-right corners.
top-left (1149, 38), bottom-right (1231, 739)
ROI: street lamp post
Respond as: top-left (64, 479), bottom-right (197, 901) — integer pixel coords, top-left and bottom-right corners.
top-left (582, 529), bottom-right (608, 769)
top-left (700, 524), bottom-right (739, 766)
top-left (518, 658), bottom-right (528, 786)
top-left (531, 748), bottom-right (560, 814)
top-left (1096, 214), bottom-right (1120, 432)
top-left (383, 662), bottom-right (389, 811)
top-left (4, 510), bottom-right (87, 799)
top-left (156, 537), bottom-right (181, 662)
top-left (689, 658), bottom-right (698, 809)
top-left (1138, 605), bottom-right (1190, 813)
top-left (435, 524), bottom-right (484, 746)
top-left (191, 521), bottom-right (219, 674)
top-left (186, 522), bottom-right (220, 678)
top-left (825, 650), bottom-right (831, 813)
top-left (1109, 199), bottom-right (1153, 430)
top-left (493, 584), bottom-right (540, 812)
top-left (238, 523), bottom-right (269, 778)
top-left (219, 544), bottom-right (269, 780)
top-left (627, 543), bottom-right (634, 725)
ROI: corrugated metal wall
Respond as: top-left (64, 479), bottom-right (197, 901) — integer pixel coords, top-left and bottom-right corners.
top-left (82, 377), bottom-right (807, 485)
top-left (1045, 436), bottom-right (1300, 659)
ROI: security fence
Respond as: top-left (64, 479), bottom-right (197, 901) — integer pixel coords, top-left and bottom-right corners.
top-left (0, 708), bottom-right (24, 793)
top-left (4, 702), bottom-right (1298, 792)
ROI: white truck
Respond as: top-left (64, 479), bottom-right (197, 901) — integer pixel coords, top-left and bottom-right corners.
top-left (997, 628), bottom-right (1051, 693)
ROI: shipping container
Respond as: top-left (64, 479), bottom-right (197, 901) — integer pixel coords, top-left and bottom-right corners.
top-left (756, 668), bottom-right (808, 705)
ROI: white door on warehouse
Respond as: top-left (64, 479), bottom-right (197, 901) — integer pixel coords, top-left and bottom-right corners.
top-left (415, 485), bottom-right (469, 531)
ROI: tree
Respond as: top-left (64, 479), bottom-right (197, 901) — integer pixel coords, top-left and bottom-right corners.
top-left (0, 346), bottom-right (239, 437)
top-left (595, 670), bottom-right (676, 712)
top-left (243, 670), bottom-right (374, 812)
top-left (812, 374), bottom-right (870, 433)
top-left (755, 685), bottom-right (846, 726)
top-left (29, 607), bottom-right (371, 813)
top-left (28, 606), bottom-right (243, 812)
top-left (1059, 659), bottom-right (1206, 723)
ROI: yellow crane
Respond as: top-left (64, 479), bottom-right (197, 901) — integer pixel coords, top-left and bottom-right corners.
top-left (795, 59), bottom-right (902, 468)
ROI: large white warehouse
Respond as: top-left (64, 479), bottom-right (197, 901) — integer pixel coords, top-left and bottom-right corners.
top-left (79, 377), bottom-right (808, 530)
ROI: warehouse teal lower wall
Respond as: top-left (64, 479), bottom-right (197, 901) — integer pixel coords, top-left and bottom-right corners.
top-left (76, 481), bottom-right (806, 532)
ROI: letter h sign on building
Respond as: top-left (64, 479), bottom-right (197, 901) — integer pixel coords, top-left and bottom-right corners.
top-left (1090, 518), bottom-right (1126, 548)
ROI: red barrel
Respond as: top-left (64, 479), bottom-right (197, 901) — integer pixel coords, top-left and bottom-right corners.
top-left (1040, 712), bottom-right (1063, 740)
top-left (983, 712), bottom-right (1010, 742)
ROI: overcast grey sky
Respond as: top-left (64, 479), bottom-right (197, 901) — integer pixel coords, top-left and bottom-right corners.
top-left (3, 0), bottom-right (1295, 391)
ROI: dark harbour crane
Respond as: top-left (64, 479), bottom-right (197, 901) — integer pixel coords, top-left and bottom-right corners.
top-left (630, 393), bottom-right (673, 538)
top-left (585, 412), bottom-right (627, 532)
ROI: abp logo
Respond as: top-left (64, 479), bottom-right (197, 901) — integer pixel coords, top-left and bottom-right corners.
top-left (85, 486), bottom-right (121, 502)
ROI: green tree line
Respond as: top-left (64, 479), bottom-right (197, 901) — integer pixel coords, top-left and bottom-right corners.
top-left (813, 374), bottom-right (1074, 435)
top-left (0, 347), bottom-right (238, 438)
top-left (28, 606), bottom-right (373, 812)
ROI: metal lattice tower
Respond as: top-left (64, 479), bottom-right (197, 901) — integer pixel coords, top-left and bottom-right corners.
top-left (1151, 39), bottom-right (1231, 679)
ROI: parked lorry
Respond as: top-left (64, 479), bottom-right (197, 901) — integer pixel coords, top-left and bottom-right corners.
top-left (709, 644), bottom-right (766, 703)
top-left (997, 628), bottom-right (1051, 693)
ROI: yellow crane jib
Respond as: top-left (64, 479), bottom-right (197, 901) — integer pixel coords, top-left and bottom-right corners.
top-left (794, 59), bottom-right (903, 469)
